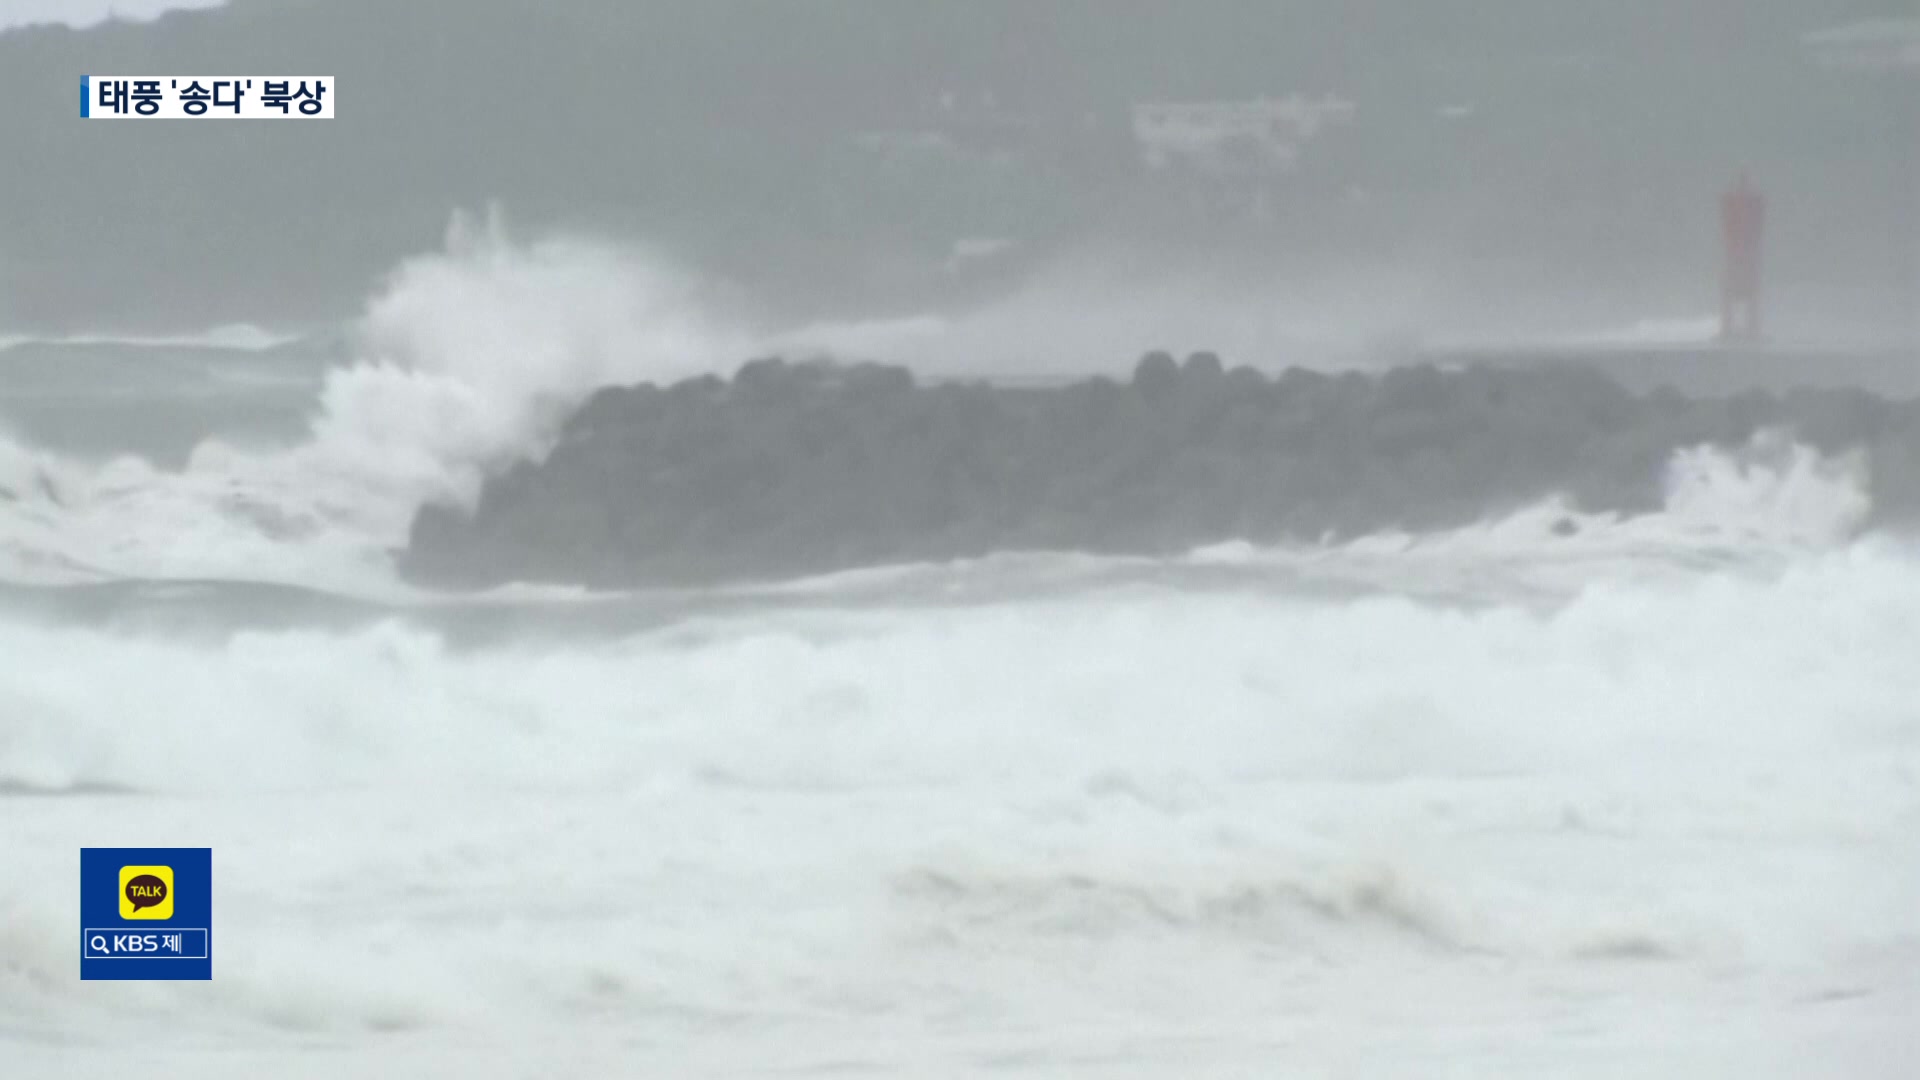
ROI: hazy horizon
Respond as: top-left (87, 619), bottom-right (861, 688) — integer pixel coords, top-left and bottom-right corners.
top-left (2, 0), bottom-right (1914, 355)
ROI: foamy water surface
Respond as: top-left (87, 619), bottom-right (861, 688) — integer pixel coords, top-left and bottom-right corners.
top-left (2, 223), bottom-right (1915, 1077)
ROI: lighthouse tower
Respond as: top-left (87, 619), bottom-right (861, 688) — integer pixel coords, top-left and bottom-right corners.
top-left (1720, 174), bottom-right (1766, 343)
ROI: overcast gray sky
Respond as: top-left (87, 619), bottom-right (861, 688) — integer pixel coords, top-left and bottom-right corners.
top-left (1, 0), bottom-right (1911, 342)
top-left (0, 0), bottom-right (222, 33)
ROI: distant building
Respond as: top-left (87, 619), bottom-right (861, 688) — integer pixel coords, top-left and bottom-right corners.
top-left (1804, 18), bottom-right (1920, 73)
top-left (1131, 95), bottom-right (1355, 175)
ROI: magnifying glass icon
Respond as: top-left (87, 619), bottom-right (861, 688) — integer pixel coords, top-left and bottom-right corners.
top-left (89, 934), bottom-right (108, 954)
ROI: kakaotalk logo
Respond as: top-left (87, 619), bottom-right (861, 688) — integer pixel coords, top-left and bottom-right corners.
top-left (119, 865), bottom-right (174, 920)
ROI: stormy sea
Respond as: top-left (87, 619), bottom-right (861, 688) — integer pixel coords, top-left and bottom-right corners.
top-left (2, 228), bottom-right (1916, 1079)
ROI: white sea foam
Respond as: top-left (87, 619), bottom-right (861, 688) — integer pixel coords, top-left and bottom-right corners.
top-left (2, 538), bottom-right (1917, 1075)
top-left (767, 251), bottom-right (1409, 374)
top-left (0, 218), bottom-right (1915, 1073)
top-left (0, 213), bottom-right (747, 593)
top-left (1180, 432), bottom-right (1877, 601)
top-left (1566, 313), bottom-right (1723, 348)
top-left (0, 322), bottom-right (298, 353)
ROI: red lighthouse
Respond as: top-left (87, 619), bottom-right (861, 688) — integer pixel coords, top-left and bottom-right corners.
top-left (1720, 174), bottom-right (1766, 343)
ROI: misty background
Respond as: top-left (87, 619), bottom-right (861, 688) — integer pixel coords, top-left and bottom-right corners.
top-left (0, 0), bottom-right (1916, 352)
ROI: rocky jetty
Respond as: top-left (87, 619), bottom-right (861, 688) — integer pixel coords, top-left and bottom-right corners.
top-left (400, 354), bottom-right (1920, 588)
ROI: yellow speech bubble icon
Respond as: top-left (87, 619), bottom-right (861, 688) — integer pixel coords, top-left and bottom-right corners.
top-left (119, 865), bottom-right (174, 920)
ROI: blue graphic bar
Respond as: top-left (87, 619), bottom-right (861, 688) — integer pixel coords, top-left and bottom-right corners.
top-left (81, 75), bottom-right (89, 118)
